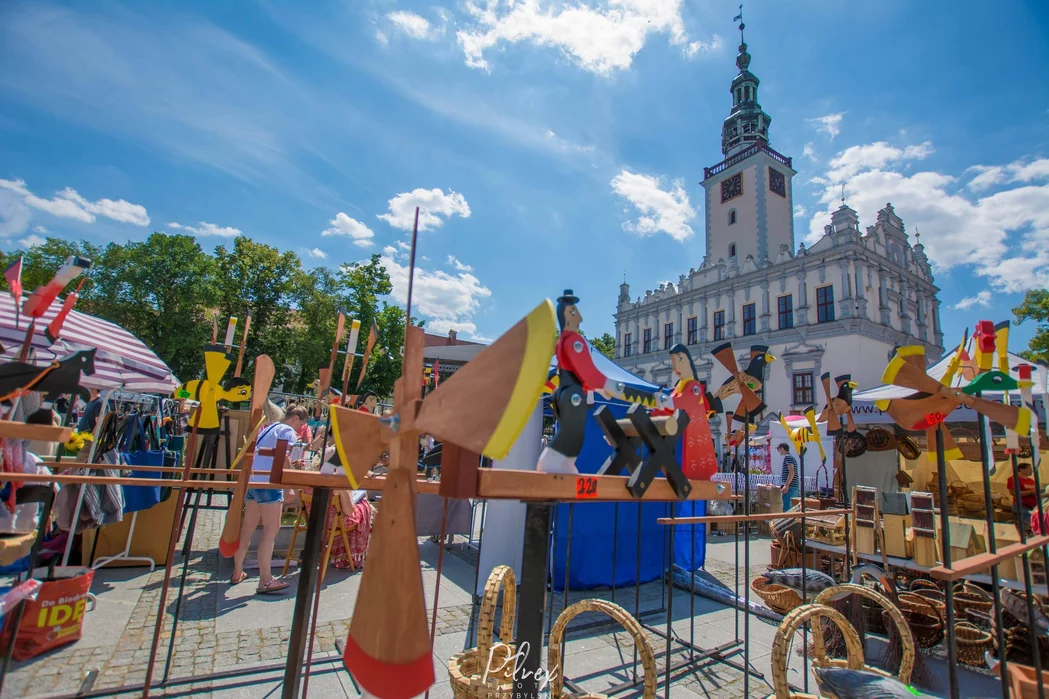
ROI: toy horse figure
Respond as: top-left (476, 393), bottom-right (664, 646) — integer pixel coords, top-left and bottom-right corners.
top-left (0, 349), bottom-right (97, 404)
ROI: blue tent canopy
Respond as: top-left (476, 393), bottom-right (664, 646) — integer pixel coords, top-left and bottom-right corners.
top-left (546, 349), bottom-right (707, 591)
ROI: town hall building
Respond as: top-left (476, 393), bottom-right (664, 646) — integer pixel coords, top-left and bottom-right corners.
top-left (613, 35), bottom-right (943, 439)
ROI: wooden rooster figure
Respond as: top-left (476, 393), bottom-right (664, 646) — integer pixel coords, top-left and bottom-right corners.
top-left (775, 408), bottom-right (826, 463)
top-left (818, 373), bottom-right (858, 435)
top-left (323, 209), bottom-right (558, 699)
top-left (711, 343), bottom-right (773, 422)
top-left (173, 346), bottom-right (251, 434)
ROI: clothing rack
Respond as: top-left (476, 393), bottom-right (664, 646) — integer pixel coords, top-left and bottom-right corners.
top-left (61, 388), bottom-right (165, 570)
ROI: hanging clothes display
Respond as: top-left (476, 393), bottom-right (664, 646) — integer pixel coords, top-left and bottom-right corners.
top-left (54, 411), bottom-right (125, 532)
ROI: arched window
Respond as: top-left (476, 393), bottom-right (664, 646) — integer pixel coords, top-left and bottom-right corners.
top-left (736, 88), bottom-right (742, 104)
top-left (728, 209), bottom-right (737, 226)
top-left (729, 243), bottom-right (737, 258)
top-left (744, 86), bottom-right (751, 101)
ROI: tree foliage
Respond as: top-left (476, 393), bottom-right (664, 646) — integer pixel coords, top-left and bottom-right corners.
top-left (1013, 289), bottom-right (1049, 364)
top-left (1, 234), bottom-right (421, 398)
top-left (590, 332), bottom-right (616, 359)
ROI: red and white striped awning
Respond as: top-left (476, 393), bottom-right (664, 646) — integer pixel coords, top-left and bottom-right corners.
top-left (0, 292), bottom-right (180, 394)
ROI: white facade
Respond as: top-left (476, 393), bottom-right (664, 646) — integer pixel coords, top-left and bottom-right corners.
top-left (613, 38), bottom-right (943, 441)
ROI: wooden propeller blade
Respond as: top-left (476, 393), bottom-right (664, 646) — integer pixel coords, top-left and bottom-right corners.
top-left (883, 346), bottom-right (942, 395)
top-left (416, 300), bottom-right (557, 460)
top-left (219, 355), bottom-right (275, 557)
top-left (994, 320), bottom-right (1010, 374)
top-left (819, 372), bottom-right (841, 433)
top-left (329, 405), bottom-right (386, 488)
top-left (804, 406), bottom-right (825, 461)
top-left (886, 393), bottom-right (958, 430)
top-left (344, 325), bottom-right (434, 699)
top-left (711, 342), bottom-right (741, 376)
top-left (965, 393), bottom-right (1028, 431)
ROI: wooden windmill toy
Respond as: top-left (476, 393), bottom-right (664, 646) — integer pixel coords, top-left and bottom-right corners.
top-left (878, 344), bottom-right (1032, 463)
top-left (818, 373), bottom-right (858, 435)
top-left (712, 343), bottom-right (773, 423)
top-left (315, 209), bottom-right (558, 699)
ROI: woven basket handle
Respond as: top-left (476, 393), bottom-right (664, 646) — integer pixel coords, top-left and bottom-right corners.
top-left (900, 592), bottom-right (943, 624)
top-left (953, 581), bottom-right (991, 601)
top-left (477, 565), bottom-right (517, 662)
top-left (548, 599), bottom-right (657, 699)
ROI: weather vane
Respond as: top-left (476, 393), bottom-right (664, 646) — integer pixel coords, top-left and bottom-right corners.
top-left (840, 183), bottom-right (846, 206)
top-left (734, 4), bottom-right (744, 43)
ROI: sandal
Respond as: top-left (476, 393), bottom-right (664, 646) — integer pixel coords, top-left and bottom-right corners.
top-left (230, 572), bottom-right (248, 585)
top-left (256, 578), bottom-right (290, 595)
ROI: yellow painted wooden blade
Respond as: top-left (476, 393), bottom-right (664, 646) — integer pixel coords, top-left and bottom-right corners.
top-left (804, 406), bottom-right (825, 461)
top-left (942, 329), bottom-right (968, 386)
top-left (994, 321), bottom-right (1010, 374)
top-left (416, 300), bottom-right (557, 460)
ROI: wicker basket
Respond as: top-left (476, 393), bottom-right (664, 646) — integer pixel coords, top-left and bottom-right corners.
top-left (772, 604), bottom-right (865, 699)
top-left (953, 582), bottom-right (993, 617)
top-left (751, 576), bottom-right (803, 615)
top-left (449, 565), bottom-right (517, 699)
top-left (897, 436), bottom-right (921, 461)
top-left (549, 599), bottom-right (656, 699)
top-left (812, 584), bottom-right (916, 685)
top-left (908, 579), bottom-right (940, 593)
top-left (955, 621), bottom-right (994, 667)
top-left (897, 593), bottom-right (944, 649)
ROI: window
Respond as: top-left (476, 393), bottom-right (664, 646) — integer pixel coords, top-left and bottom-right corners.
top-left (777, 295), bottom-right (794, 329)
top-left (742, 303), bottom-right (756, 336)
top-left (729, 209), bottom-right (737, 226)
top-left (744, 86), bottom-right (751, 101)
top-left (687, 317), bottom-right (697, 345)
top-left (643, 328), bottom-right (652, 354)
top-left (729, 243), bottom-right (736, 258)
top-left (817, 285), bottom-right (835, 323)
top-left (624, 333), bottom-right (632, 357)
top-left (664, 323), bottom-right (674, 350)
top-left (793, 373), bottom-right (815, 405)
top-left (713, 311), bottom-right (726, 341)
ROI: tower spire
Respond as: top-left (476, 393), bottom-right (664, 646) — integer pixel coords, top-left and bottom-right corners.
top-left (720, 11), bottom-right (772, 156)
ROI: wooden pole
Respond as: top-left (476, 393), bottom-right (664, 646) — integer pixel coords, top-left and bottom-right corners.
top-left (234, 314), bottom-right (251, 378)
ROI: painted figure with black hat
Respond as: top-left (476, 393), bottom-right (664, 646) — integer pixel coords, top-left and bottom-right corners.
top-left (538, 290), bottom-right (621, 474)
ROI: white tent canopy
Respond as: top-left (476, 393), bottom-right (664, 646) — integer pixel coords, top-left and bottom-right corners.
top-left (851, 340), bottom-right (1047, 426)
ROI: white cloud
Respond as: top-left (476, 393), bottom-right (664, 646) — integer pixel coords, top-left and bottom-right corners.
top-left (610, 170), bottom-right (695, 242)
top-left (809, 112), bottom-right (844, 140)
top-left (824, 141), bottom-right (933, 183)
top-left (544, 129), bottom-right (595, 154)
top-left (379, 249), bottom-right (492, 338)
top-left (793, 205), bottom-right (807, 218)
top-left (0, 178), bottom-right (149, 226)
top-left (388, 10), bottom-right (435, 40)
top-left (375, 30), bottom-right (389, 46)
top-left (304, 247), bottom-right (327, 259)
top-left (951, 290), bottom-right (992, 310)
top-left (0, 188), bottom-right (30, 237)
top-left (457, 0), bottom-right (719, 75)
top-left (32, 225), bottom-right (48, 234)
top-left (377, 188), bottom-right (471, 231)
top-left (447, 255), bottom-right (473, 272)
top-left (18, 233), bottom-right (45, 248)
top-left (965, 158), bottom-right (1049, 191)
top-left (802, 142), bottom-right (817, 162)
top-left (806, 146), bottom-right (1049, 293)
top-left (321, 213), bottom-right (375, 248)
top-left (167, 221), bottom-right (242, 237)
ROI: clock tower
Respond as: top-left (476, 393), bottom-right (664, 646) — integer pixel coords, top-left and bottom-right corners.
top-left (700, 26), bottom-right (796, 266)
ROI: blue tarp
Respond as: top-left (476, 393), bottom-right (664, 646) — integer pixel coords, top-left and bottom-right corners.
top-left (547, 349), bottom-right (707, 591)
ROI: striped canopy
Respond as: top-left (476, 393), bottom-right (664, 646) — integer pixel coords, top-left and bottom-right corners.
top-left (0, 292), bottom-right (179, 394)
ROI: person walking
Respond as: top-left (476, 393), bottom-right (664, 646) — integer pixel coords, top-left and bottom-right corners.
top-left (231, 403), bottom-right (308, 594)
top-left (778, 442), bottom-right (799, 511)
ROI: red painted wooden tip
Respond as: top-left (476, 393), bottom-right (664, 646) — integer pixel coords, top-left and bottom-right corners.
top-left (343, 632), bottom-right (435, 699)
top-left (218, 538), bottom-right (238, 558)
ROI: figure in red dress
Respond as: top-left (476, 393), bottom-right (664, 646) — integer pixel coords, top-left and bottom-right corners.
top-left (356, 391), bottom-right (378, 414)
top-left (538, 290), bottom-right (621, 474)
top-left (654, 344), bottom-right (718, 480)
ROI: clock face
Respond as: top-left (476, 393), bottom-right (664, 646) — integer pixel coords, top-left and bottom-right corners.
top-left (769, 168), bottom-right (786, 197)
top-left (721, 173), bottom-right (742, 203)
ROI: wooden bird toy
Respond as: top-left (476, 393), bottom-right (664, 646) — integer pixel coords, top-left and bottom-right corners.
top-left (218, 356), bottom-right (275, 557)
top-left (711, 343), bottom-right (771, 422)
top-left (174, 345), bottom-right (251, 434)
top-left (325, 211), bottom-right (558, 698)
top-left (879, 344), bottom-right (1032, 462)
top-left (775, 408), bottom-right (826, 462)
top-left (0, 349), bottom-right (96, 403)
top-left (818, 373), bottom-right (858, 435)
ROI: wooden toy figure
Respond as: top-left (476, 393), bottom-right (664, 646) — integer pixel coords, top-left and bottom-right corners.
top-left (174, 345), bottom-right (252, 433)
top-left (653, 344), bottom-right (718, 480)
top-left (538, 290), bottom-right (621, 474)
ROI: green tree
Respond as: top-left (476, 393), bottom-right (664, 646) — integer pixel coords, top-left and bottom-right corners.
top-left (1013, 289), bottom-right (1049, 364)
top-left (290, 266), bottom-right (348, 395)
top-left (213, 237), bottom-right (302, 385)
top-left (590, 332), bottom-right (616, 359)
top-left (92, 233), bottom-right (217, 381)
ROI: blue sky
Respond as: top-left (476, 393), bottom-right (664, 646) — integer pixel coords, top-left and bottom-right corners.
top-left (1, 0), bottom-right (1048, 355)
